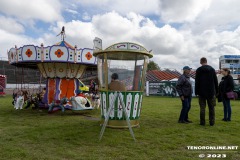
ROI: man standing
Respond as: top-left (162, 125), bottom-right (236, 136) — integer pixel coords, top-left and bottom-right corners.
top-left (176, 66), bottom-right (193, 123)
top-left (195, 57), bottom-right (218, 126)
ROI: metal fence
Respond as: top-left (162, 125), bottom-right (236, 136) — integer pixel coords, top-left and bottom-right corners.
top-left (0, 59), bottom-right (44, 84)
top-left (0, 59), bottom-right (98, 86)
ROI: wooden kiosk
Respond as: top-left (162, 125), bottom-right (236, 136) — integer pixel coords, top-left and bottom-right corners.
top-left (93, 39), bottom-right (153, 128)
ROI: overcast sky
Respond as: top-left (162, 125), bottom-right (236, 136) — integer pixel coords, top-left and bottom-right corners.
top-left (0, 0), bottom-right (240, 69)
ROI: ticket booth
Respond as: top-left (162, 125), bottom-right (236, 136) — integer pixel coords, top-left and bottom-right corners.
top-left (93, 41), bottom-right (153, 128)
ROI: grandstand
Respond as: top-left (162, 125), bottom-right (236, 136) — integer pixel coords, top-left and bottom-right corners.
top-left (0, 60), bottom-right (43, 84)
top-left (0, 60), bottom-right (98, 86)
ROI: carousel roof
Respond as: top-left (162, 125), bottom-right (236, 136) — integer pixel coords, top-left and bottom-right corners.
top-left (8, 40), bottom-right (96, 69)
top-left (55, 41), bottom-right (75, 49)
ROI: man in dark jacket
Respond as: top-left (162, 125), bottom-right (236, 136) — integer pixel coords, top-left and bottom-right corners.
top-left (176, 66), bottom-right (193, 123)
top-left (195, 57), bottom-right (218, 126)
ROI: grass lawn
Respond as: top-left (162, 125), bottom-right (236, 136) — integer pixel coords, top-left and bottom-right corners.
top-left (0, 95), bottom-right (240, 160)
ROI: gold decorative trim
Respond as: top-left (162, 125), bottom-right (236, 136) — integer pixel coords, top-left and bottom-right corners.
top-left (100, 119), bottom-right (140, 128)
top-left (93, 50), bottom-right (153, 58)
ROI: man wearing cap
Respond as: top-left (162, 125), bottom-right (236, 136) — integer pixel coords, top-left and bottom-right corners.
top-left (176, 66), bottom-right (193, 123)
top-left (195, 57), bottom-right (218, 126)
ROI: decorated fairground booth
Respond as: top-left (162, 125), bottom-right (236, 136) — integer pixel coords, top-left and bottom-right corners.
top-left (7, 28), bottom-right (97, 111)
top-left (0, 75), bottom-right (6, 96)
top-left (93, 38), bottom-right (153, 130)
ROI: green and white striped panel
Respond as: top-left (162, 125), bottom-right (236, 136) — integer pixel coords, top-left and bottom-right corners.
top-left (126, 92), bottom-right (143, 120)
top-left (100, 91), bottom-right (143, 120)
top-left (100, 91), bottom-right (107, 118)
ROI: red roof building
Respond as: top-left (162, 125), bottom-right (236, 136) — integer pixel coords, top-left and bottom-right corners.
top-left (146, 69), bottom-right (220, 82)
top-left (146, 69), bottom-right (196, 82)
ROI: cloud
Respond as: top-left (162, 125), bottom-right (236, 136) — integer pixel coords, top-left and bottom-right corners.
top-left (71, 0), bottom-right (211, 23)
top-left (92, 12), bottom-right (134, 39)
top-left (0, 16), bottom-right (25, 34)
top-left (65, 8), bottom-right (78, 15)
top-left (74, 0), bottom-right (109, 6)
top-left (90, 11), bottom-right (240, 69)
top-left (159, 0), bottom-right (212, 23)
top-left (2, 0), bottom-right (240, 72)
top-left (0, 29), bottom-right (43, 59)
top-left (185, 0), bottom-right (240, 33)
top-left (108, 0), bottom-right (159, 15)
top-left (46, 20), bottom-right (94, 49)
top-left (45, 12), bottom-right (213, 69)
top-left (90, 12), bottom-right (196, 68)
top-left (82, 12), bottom-right (91, 21)
top-left (0, 0), bottom-right (62, 22)
top-left (136, 25), bottom-right (186, 55)
top-left (72, 0), bottom-right (159, 16)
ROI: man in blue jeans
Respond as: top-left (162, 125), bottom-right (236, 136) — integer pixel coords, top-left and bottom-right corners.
top-left (176, 66), bottom-right (193, 123)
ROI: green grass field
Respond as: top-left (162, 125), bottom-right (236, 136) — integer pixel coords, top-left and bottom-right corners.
top-left (0, 96), bottom-right (240, 160)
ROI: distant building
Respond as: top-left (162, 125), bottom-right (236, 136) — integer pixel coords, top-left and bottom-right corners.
top-left (219, 55), bottom-right (240, 75)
